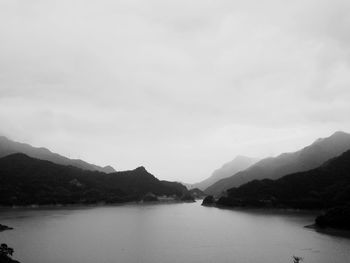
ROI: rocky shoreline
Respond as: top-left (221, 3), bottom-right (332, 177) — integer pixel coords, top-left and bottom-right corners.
top-left (0, 224), bottom-right (20, 263)
top-left (0, 225), bottom-right (13, 232)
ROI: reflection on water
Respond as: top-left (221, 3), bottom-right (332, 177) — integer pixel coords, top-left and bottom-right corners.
top-left (0, 202), bottom-right (350, 263)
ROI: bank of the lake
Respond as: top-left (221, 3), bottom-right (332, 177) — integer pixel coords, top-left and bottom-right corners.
top-left (0, 224), bottom-right (20, 263)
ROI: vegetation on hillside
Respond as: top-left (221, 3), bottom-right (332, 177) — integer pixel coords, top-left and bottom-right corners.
top-left (205, 131), bottom-right (350, 196)
top-left (0, 154), bottom-right (188, 206)
top-left (210, 150), bottom-right (350, 229)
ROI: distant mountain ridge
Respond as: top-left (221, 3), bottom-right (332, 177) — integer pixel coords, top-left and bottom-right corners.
top-left (0, 136), bottom-right (115, 173)
top-left (205, 131), bottom-right (350, 196)
top-left (0, 153), bottom-right (187, 206)
top-left (219, 148), bottom-right (350, 210)
top-left (192, 156), bottom-right (259, 191)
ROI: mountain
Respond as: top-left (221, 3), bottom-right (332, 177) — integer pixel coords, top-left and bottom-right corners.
top-left (0, 136), bottom-right (115, 173)
top-left (192, 156), bottom-right (258, 191)
top-left (218, 148), bottom-right (350, 211)
top-left (0, 154), bottom-right (187, 206)
top-left (205, 131), bottom-right (350, 196)
top-left (177, 182), bottom-right (193, 190)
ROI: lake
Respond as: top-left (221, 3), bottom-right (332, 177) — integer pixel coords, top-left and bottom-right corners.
top-left (0, 201), bottom-right (350, 263)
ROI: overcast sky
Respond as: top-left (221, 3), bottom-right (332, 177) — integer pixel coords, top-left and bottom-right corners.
top-left (1, 0), bottom-right (350, 183)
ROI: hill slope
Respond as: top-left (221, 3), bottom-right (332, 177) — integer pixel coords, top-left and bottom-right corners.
top-left (0, 154), bottom-right (187, 205)
top-left (205, 131), bottom-right (350, 196)
top-left (192, 156), bottom-right (258, 191)
top-left (218, 148), bottom-right (350, 210)
top-left (0, 136), bottom-right (115, 173)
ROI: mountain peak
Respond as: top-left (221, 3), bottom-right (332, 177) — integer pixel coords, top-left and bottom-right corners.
top-left (192, 156), bottom-right (259, 191)
top-left (1, 153), bottom-right (32, 161)
top-left (134, 166), bottom-right (148, 173)
top-left (312, 131), bottom-right (350, 146)
top-left (0, 135), bottom-right (116, 173)
top-left (102, 165), bottom-right (116, 173)
top-left (330, 131), bottom-right (349, 137)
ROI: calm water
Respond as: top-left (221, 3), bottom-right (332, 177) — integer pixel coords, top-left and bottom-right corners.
top-left (0, 201), bottom-right (350, 263)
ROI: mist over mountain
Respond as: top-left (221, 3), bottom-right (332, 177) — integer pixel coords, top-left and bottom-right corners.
top-left (218, 148), bottom-right (350, 211)
top-left (205, 131), bottom-right (350, 196)
top-left (192, 156), bottom-right (259, 191)
top-left (0, 136), bottom-right (115, 173)
top-left (0, 153), bottom-right (187, 206)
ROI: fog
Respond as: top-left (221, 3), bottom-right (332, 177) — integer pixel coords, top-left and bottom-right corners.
top-left (1, 0), bottom-right (350, 182)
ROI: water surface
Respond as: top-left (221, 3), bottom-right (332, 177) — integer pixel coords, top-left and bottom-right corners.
top-left (1, 202), bottom-right (350, 263)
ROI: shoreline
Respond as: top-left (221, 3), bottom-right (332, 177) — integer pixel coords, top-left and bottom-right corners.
top-left (0, 223), bottom-right (13, 232)
top-left (0, 200), bottom-right (198, 210)
top-left (203, 203), bottom-right (350, 238)
top-left (203, 203), bottom-right (323, 215)
top-left (305, 224), bottom-right (350, 238)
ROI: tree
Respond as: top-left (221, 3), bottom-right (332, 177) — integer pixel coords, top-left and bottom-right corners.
top-left (0, 244), bottom-right (13, 257)
top-left (292, 256), bottom-right (303, 263)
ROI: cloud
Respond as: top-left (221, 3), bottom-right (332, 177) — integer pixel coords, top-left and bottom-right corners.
top-left (0, 0), bottom-right (350, 182)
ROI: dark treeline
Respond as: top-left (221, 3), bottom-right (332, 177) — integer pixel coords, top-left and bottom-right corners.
top-left (0, 153), bottom-right (189, 206)
top-left (204, 149), bottom-right (350, 229)
top-left (204, 131), bottom-right (350, 196)
top-left (0, 225), bottom-right (19, 263)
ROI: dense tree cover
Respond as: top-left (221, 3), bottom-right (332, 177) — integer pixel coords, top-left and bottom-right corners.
top-left (217, 149), bottom-right (350, 210)
top-left (213, 150), bottom-right (350, 229)
top-left (0, 244), bottom-right (19, 263)
top-left (0, 154), bottom-right (188, 206)
top-left (201, 195), bottom-right (215, 206)
top-left (315, 204), bottom-right (350, 229)
top-left (180, 193), bottom-right (196, 202)
top-left (205, 131), bottom-right (350, 196)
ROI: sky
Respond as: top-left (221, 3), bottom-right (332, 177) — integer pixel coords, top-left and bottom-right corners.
top-left (1, 0), bottom-right (350, 183)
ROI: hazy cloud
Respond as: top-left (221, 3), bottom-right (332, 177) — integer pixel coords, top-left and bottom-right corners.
top-left (1, 0), bottom-right (350, 182)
